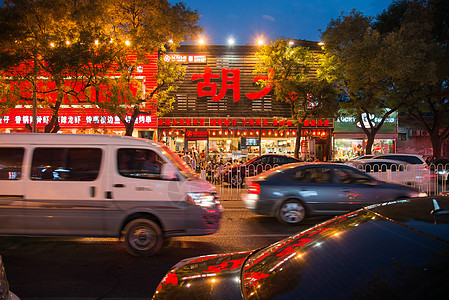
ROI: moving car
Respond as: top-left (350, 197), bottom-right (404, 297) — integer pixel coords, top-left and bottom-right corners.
top-left (0, 255), bottom-right (19, 300)
top-left (216, 154), bottom-right (301, 187)
top-left (152, 196), bottom-right (449, 299)
top-left (242, 162), bottom-right (426, 224)
top-left (0, 133), bottom-right (222, 256)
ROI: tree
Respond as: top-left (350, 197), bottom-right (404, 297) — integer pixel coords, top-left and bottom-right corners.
top-left (320, 10), bottom-right (405, 155)
top-left (0, 0), bottom-right (201, 135)
top-left (254, 39), bottom-right (339, 159)
top-left (0, 0), bottom-right (111, 132)
top-left (87, 0), bottom-right (201, 136)
top-left (374, 0), bottom-right (449, 158)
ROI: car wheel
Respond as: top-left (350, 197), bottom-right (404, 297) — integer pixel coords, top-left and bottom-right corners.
top-left (277, 199), bottom-right (306, 225)
top-left (123, 219), bottom-right (163, 256)
top-left (231, 174), bottom-right (243, 187)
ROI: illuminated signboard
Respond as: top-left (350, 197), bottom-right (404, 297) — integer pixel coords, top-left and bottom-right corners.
top-left (0, 108), bottom-right (157, 129)
top-left (162, 54), bottom-right (207, 64)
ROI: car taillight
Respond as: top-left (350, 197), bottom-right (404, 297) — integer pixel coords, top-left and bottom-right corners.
top-left (247, 182), bottom-right (260, 194)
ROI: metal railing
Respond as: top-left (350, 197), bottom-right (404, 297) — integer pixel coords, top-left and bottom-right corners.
top-left (192, 161), bottom-right (449, 199)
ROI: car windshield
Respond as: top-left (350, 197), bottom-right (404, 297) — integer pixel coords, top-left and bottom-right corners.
top-left (241, 199), bottom-right (449, 299)
top-left (159, 145), bottom-right (199, 180)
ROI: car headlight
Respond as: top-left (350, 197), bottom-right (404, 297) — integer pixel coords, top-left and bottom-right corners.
top-left (187, 193), bottom-right (220, 207)
top-left (418, 192), bottom-right (428, 197)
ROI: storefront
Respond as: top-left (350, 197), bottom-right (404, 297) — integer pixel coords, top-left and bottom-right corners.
top-left (0, 53), bottom-right (159, 137)
top-left (158, 117), bottom-right (333, 162)
top-left (158, 43), bottom-right (333, 161)
top-left (333, 112), bottom-right (398, 161)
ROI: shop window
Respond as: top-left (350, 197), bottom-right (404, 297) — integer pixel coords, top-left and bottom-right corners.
top-left (117, 148), bottom-right (165, 180)
top-left (31, 148), bottom-right (102, 181)
top-left (0, 147), bottom-right (24, 180)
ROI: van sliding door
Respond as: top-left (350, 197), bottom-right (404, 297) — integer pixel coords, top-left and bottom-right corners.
top-left (25, 146), bottom-right (106, 236)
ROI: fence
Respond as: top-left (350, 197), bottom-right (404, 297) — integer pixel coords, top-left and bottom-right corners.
top-left (192, 161), bottom-right (448, 199)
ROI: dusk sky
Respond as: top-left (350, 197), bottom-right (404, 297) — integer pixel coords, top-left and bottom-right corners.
top-left (175, 0), bottom-right (395, 45)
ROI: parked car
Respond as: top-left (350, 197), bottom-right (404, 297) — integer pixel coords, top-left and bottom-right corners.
top-left (216, 154), bottom-right (301, 187)
top-left (347, 158), bottom-right (434, 192)
top-left (351, 154), bottom-right (375, 160)
top-left (372, 153), bottom-right (428, 165)
top-left (152, 196), bottom-right (449, 299)
top-left (242, 162), bottom-right (426, 224)
top-left (0, 255), bottom-right (19, 300)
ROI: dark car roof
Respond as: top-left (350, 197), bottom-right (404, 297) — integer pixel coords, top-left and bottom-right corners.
top-left (249, 162), bottom-right (356, 180)
top-left (247, 153), bottom-right (300, 163)
top-left (153, 197), bottom-right (449, 299)
top-left (243, 197), bottom-right (449, 299)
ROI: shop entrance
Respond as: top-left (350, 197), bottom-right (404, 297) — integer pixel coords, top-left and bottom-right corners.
top-left (187, 140), bottom-right (207, 153)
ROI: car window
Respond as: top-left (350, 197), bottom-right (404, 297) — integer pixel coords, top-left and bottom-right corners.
top-left (31, 147), bottom-right (102, 181)
top-left (334, 167), bottom-right (372, 185)
top-left (292, 167), bottom-right (332, 184)
top-left (376, 155), bottom-right (423, 165)
top-left (0, 147), bottom-right (24, 180)
top-left (118, 148), bottom-right (165, 179)
top-left (273, 156), bottom-right (287, 165)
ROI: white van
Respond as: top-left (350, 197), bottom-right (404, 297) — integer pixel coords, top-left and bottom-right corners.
top-left (0, 133), bottom-right (222, 256)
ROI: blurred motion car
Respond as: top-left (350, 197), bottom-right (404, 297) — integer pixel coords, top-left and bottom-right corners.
top-left (347, 158), bottom-right (434, 192)
top-left (0, 255), bottom-right (19, 300)
top-left (152, 197), bottom-right (449, 299)
top-left (242, 162), bottom-right (426, 224)
top-left (216, 154), bottom-right (301, 187)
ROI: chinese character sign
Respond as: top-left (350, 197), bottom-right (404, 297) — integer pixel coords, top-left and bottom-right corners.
top-left (191, 67), bottom-right (273, 102)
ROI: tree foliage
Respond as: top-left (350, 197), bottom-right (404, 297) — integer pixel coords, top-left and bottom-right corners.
top-left (320, 10), bottom-right (405, 155)
top-left (374, 0), bottom-right (449, 158)
top-left (254, 39), bottom-right (339, 159)
top-left (0, 0), bottom-right (201, 135)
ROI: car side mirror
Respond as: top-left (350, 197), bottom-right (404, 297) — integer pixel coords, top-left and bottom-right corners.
top-left (161, 164), bottom-right (178, 180)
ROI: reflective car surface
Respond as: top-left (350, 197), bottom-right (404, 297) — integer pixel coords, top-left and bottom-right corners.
top-left (217, 154), bottom-right (301, 187)
top-left (242, 162), bottom-right (426, 224)
top-left (0, 255), bottom-right (19, 300)
top-left (152, 197), bottom-right (449, 299)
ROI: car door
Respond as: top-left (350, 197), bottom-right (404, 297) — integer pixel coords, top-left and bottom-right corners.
top-left (0, 147), bottom-right (26, 234)
top-left (106, 147), bottom-right (185, 235)
top-left (25, 146), bottom-right (106, 236)
top-left (332, 166), bottom-right (384, 210)
top-left (288, 166), bottom-right (339, 213)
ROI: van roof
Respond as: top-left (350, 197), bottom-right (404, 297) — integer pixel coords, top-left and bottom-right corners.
top-left (0, 133), bottom-right (163, 147)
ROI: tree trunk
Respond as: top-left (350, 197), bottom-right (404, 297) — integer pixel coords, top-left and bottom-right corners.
top-left (365, 132), bottom-right (375, 155)
top-left (293, 123), bottom-right (303, 159)
top-left (430, 132), bottom-right (443, 158)
top-left (44, 100), bottom-right (62, 133)
top-left (124, 107), bottom-right (140, 136)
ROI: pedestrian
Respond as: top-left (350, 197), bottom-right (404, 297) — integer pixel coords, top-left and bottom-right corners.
top-left (184, 151), bottom-right (192, 167)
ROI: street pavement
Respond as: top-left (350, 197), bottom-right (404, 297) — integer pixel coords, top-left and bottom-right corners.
top-left (0, 195), bottom-right (329, 300)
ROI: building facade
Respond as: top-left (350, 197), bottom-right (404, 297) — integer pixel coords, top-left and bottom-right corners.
top-left (157, 43), bottom-right (334, 162)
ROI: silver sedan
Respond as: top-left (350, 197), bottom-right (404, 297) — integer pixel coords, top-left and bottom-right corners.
top-left (242, 162), bottom-right (427, 225)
